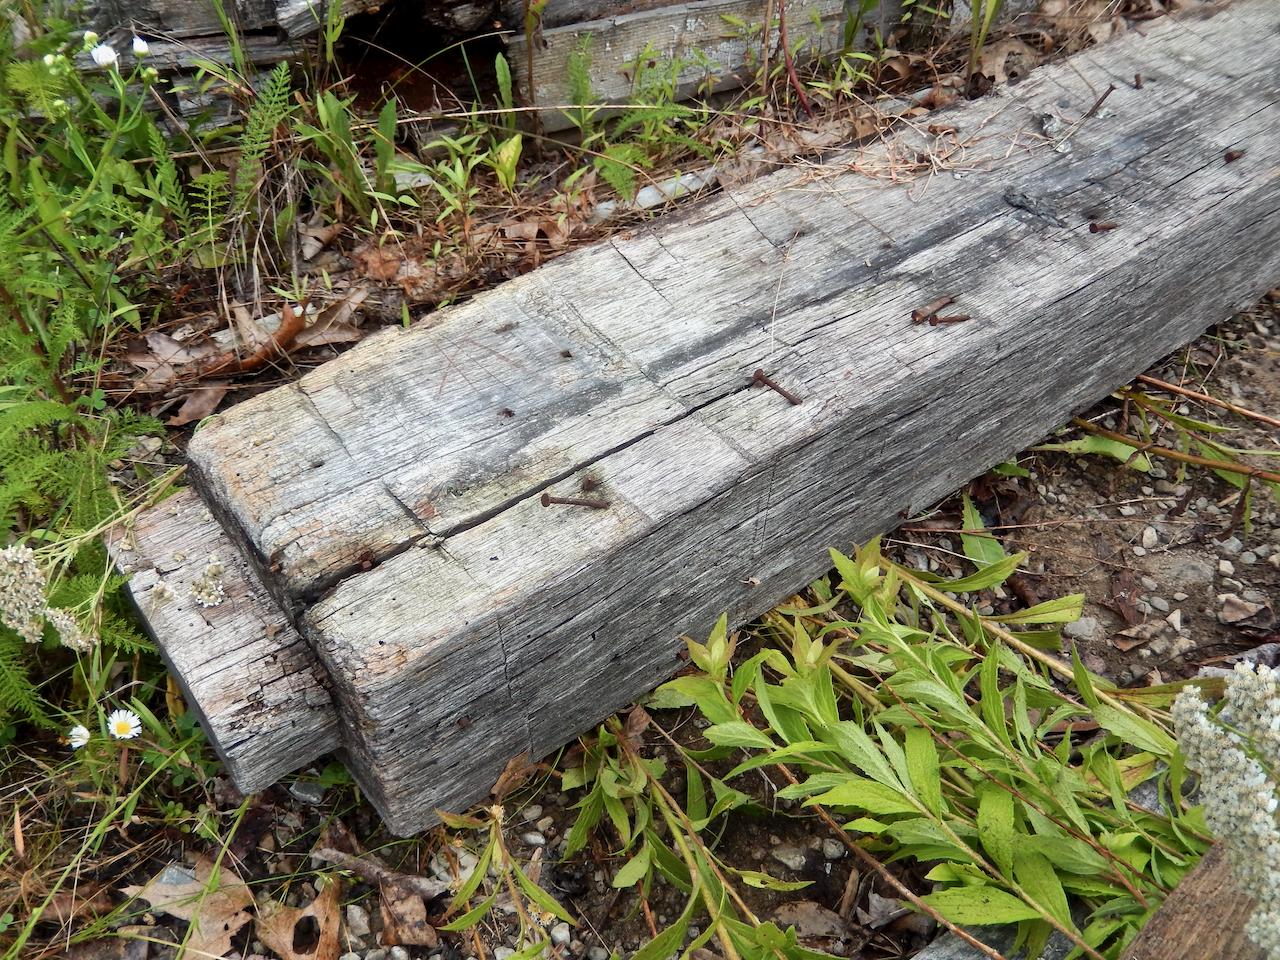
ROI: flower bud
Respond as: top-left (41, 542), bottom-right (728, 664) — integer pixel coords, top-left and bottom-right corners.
top-left (90, 43), bottom-right (118, 68)
top-left (133, 36), bottom-right (149, 56)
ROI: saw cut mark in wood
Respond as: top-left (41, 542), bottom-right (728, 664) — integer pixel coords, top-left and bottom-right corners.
top-left (119, 0), bottom-right (1280, 833)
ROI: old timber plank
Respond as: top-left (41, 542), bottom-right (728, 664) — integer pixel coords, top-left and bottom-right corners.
top-left (149, 0), bottom-right (1280, 833)
top-left (108, 488), bottom-right (340, 792)
top-left (505, 0), bottom-right (851, 134)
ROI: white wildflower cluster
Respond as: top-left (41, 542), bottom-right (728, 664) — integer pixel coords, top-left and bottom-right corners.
top-left (1173, 665), bottom-right (1280, 959)
top-left (190, 554), bottom-right (226, 608)
top-left (0, 546), bottom-right (97, 650)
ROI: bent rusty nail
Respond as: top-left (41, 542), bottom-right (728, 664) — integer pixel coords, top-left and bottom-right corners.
top-left (911, 296), bottom-right (954, 323)
top-left (1089, 221), bottom-right (1119, 233)
top-left (752, 369), bottom-right (803, 405)
top-left (541, 492), bottom-right (609, 509)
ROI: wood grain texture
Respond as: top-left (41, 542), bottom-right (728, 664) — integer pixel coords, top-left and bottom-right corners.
top-left (106, 488), bottom-right (341, 793)
top-left (275, 0), bottom-right (386, 38)
top-left (1124, 844), bottom-right (1266, 960)
top-left (504, 0), bottom-right (848, 134)
top-left (158, 0), bottom-right (1280, 832)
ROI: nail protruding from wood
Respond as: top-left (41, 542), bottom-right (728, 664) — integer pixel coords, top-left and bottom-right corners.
top-left (1133, 73), bottom-right (1143, 89)
top-left (1082, 83), bottom-right (1116, 119)
top-left (581, 475), bottom-right (599, 492)
top-left (911, 296), bottom-right (954, 324)
top-left (1089, 221), bottom-right (1119, 233)
top-left (541, 492), bottom-right (609, 509)
top-left (752, 369), bottom-right (803, 405)
top-left (1225, 149), bottom-right (1246, 163)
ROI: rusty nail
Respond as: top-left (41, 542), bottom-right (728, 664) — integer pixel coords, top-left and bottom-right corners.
top-left (1082, 83), bottom-right (1116, 119)
top-left (911, 296), bottom-right (954, 323)
top-left (499, 407), bottom-right (515, 418)
top-left (541, 492), bottom-right (609, 509)
top-left (1225, 149), bottom-right (1246, 163)
top-left (458, 716), bottom-right (472, 728)
top-left (560, 349), bottom-right (574, 358)
top-left (929, 314), bottom-right (971, 325)
top-left (581, 475), bottom-right (599, 492)
top-left (1133, 73), bottom-right (1143, 89)
top-left (1089, 221), bottom-right (1119, 233)
top-left (752, 369), bottom-right (803, 405)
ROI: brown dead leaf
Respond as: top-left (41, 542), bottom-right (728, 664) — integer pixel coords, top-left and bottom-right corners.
top-left (502, 221), bottom-right (541, 242)
top-left (380, 875), bottom-right (439, 947)
top-left (490, 751), bottom-right (539, 799)
top-left (352, 242), bottom-right (403, 282)
top-left (258, 876), bottom-right (342, 960)
top-left (1109, 568), bottom-right (1141, 625)
top-left (44, 882), bottom-right (116, 925)
top-left (622, 705), bottom-right (651, 742)
top-left (312, 821), bottom-right (450, 901)
top-left (141, 332), bottom-right (219, 366)
top-left (298, 211), bottom-right (344, 261)
top-left (769, 901), bottom-right (846, 939)
top-left (1113, 621), bottom-right (1167, 652)
top-left (120, 857), bottom-right (254, 958)
top-left (166, 382), bottom-right (229, 426)
top-left (977, 38), bottom-right (1040, 84)
top-left (292, 284), bottom-right (371, 348)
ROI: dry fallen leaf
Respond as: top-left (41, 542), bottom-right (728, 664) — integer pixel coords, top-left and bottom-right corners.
top-left (380, 875), bottom-right (440, 947)
top-left (769, 900), bottom-right (846, 939)
top-left (490, 751), bottom-right (539, 799)
top-left (257, 876), bottom-right (342, 960)
top-left (1113, 621), bottom-right (1167, 652)
top-left (121, 857), bottom-right (254, 958)
top-left (166, 382), bottom-right (229, 426)
top-left (976, 38), bottom-right (1040, 84)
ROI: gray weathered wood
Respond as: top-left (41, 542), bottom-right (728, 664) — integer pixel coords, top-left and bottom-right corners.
top-left (505, 0), bottom-right (849, 134)
top-left (107, 487), bottom-right (341, 792)
top-left (124, 0), bottom-right (1280, 833)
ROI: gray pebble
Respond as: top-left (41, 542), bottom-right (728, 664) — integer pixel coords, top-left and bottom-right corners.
top-left (1062, 617), bottom-right (1098, 640)
top-left (494, 948), bottom-right (516, 960)
top-left (1173, 592), bottom-right (1189, 601)
top-left (1255, 545), bottom-right (1271, 558)
top-left (366, 951), bottom-right (389, 960)
top-left (1242, 552), bottom-right (1258, 564)
top-left (823, 838), bottom-right (846, 860)
top-left (340, 953), bottom-right (362, 960)
top-left (346, 904), bottom-right (371, 938)
top-left (552, 923), bottom-right (573, 945)
top-left (1154, 479), bottom-right (1177, 494)
top-left (1140, 576), bottom-right (1159, 592)
top-left (1132, 546), bottom-right (1147, 557)
top-left (1118, 505), bottom-right (1138, 517)
top-left (522, 831), bottom-right (548, 847)
top-left (522, 804), bottom-right (544, 822)
top-left (588, 948), bottom-right (610, 960)
top-left (1141, 486), bottom-right (1155, 496)
top-left (771, 844), bottom-right (810, 871)
top-left (1135, 600), bottom-right (1151, 615)
top-left (537, 815), bottom-right (555, 834)
top-left (1149, 466), bottom-right (1168, 480)
top-left (389, 948), bottom-right (411, 960)
top-left (1141, 527), bottom-right (1160, 549)
top-left (1219, 536), bottom-right (1244, 556)
top-left (1219, 559), bottom-right (1236, 577)
top-left (1150, 597), bottom-right (1170, 613)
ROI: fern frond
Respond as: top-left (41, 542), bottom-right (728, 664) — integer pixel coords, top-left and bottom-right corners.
top-left (146, 119), bottom-right (192, 237)
top-left (232, 61), bottom-right (295, 221)
top-left (7, 60), bottom-right (71, 118)
top-left (0, 629), bottom-right (47, 727)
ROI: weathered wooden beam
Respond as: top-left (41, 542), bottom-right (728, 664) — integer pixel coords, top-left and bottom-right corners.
top-left (117, 0), bottom-right (1280, 834)
top-left (503, 0), bottom-right (872, 134)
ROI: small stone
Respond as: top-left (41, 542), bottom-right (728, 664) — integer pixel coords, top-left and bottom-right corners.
top-left (1219, 559), bottom-right (1236, 577)
top-left (340, 954), bottom-right (362, 960)
top-left (495, 948), bottom-right (516, 960)
top-left (1149, 466), bottom-right (1168, 480)
top-left (522, 804), bottom-right (544, 822)
top-left (1270, 554), bottom-right (1280, 569)
top-left (346, 904), bottom-right (371, 938)
top-left (1141, 527), bottom-right (1160, 549)
top-left (365, 951), bottom-right (388, 960)
top-left (1154, 479), bottom-right (1177, 494)
top-left (1132, 546), bottom-right (1147, 557)
top-left (536, 815), bottom-right (555, 834)
top-left (589, 947), bottom-right (610, 960)
top-left (771, 844), bottom-right (810, 871)
top-left (1062, 617), bottom-right (1098, 640)
top-left (1141, 486), bottom-right (1155, 496)
top-left (1173, 592), bottom-right (1189, 601)
top-left (1135, 600), bottom-right (1151, 616)
top-left (1118, 505), bottom-right (1138, 517)
top-left (551, 923), bottom-right (572, 946)
top-left (823, 839), bottom-right (846, 860)
top-left (1167, 609), bottom-right (1183, 631)
top-left (389, 948), bottom-right (411, 960)
top-left (1150, 597), bottom-right (1170, 613)
top-left (1140, 576), bottom-right (1159, 592)
top-left (1218, 536), bottom-right (1244, 556)
top-left (522, 831), bottom-right (547, 847)
top-left (1169, 635), bottom-right (1196, 657)
top-left (1242, 552), bottom-right (1258, 564)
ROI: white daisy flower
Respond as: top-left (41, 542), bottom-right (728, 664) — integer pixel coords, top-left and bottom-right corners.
top-left (68, 725), bottom-right (90, 749)
top-left (90, 43), bottom-right (118, 69)
top-left (133, 36), bottom-right (149, 57)
top-left (107, 708), bottom-right (141, 740)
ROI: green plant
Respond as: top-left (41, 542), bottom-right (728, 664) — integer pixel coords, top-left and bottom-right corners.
top-left (966, 0), bottom-right (1004, 78)
top-left (648, 540), bottom-right (1209, 960)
